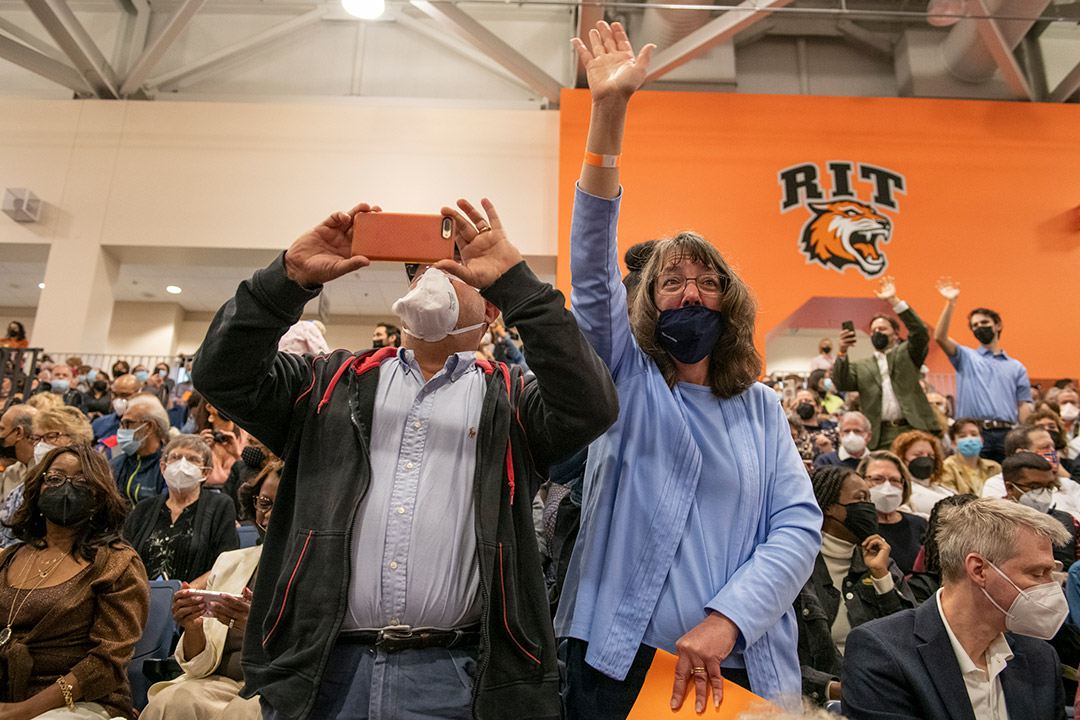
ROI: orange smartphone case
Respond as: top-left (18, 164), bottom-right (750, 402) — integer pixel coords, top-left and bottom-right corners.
top-left (351, 212), bottom-right (455, 264)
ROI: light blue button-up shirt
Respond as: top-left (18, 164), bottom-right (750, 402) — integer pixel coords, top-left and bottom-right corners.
top-left (554, 186), bottom-right (822, 709)
top-left (345, 349), bottom-right (486, 630)
top-left (949, 345), bottom-right (1032, 422)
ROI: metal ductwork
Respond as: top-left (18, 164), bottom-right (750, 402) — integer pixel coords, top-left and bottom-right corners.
top-left (639, 0), bottom-right (717, 48)
top-left (941, 0), bottom-right (1051, 82)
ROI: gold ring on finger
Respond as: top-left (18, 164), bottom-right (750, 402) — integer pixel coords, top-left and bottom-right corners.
top-left (475, 224), bottom-right (490, 234)
top-left (690, 667), bottom-right (707, 674)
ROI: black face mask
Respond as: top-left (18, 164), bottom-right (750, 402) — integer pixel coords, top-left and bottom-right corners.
top-left (656, 306), bottom-right (726, 365)
top-left (241, 446), bottom-right (265, 470)
top-left (372, 339), bottom-right (385, 349)
top-left (92, 380), bottom-right (108, 393)
top-left (840, 501), bottom-right (879, 542)
top-left (796, 403), bottom-right (816, 421)
top-left (870, 332), bottom-right (890, 351)
top-left (0, 430), bottom-right (18, 461)
top-left (38, 484), bottom-right (95, 526)
top-left (973, 326), bottom-right (996, 345)
top-left (821, 346), bottom-right (832, 355)
top-left (908, 456), bottom-right (936, 481)
top-left (6, 328), bottom-right (16, 338)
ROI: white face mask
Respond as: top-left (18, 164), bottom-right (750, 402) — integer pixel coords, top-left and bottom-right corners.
top-left (163, 458), bottom-right (204, 493)
top-left (391, 268), bottom-right (484, 342)
top-left (869, 483), bottom-right (903, 514)
top-left (1061, 403), bottom-right (1080, 422)
top-left (840, 431), bottom-right (867, 456)
top-left (112, 398), bottom-right (129, 416)
top-left (981, 560), bottom-right (1068, 640)
top-left (33, 442), bottom-right (56, 467)
top-left (1017, 487), bottom-right (1054, 515)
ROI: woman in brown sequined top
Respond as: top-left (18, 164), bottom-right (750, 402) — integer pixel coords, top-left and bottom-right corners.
top-left (0, 444), bottom-right (149, 720)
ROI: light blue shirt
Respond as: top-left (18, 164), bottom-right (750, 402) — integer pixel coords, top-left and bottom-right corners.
top-left (345, 349), bottom-right (486, 630)
top-left (949, 344), bottom-right (1031, 422)
top-left (554, 186), bottom-right (822, 709)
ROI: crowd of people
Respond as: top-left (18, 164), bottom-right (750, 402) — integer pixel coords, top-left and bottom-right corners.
top-left (0, 19), bottom-right (1075, 720)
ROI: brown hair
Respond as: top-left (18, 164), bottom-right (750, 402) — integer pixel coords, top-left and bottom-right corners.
top-left (630, 232), bottom-right (761, 398)
top-left (238, 459), bottom-right (283, 522)
top-left (8, 445), bottom-right (130, 562)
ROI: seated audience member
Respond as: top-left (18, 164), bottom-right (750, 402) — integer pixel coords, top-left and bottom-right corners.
top-left (221, 435), bottom-right (275, 521)
top-left (370, 321), bottom-right (400, 349)
top-left (890, 430), bottom-right (955, 517)
top-left (788, 414), bottom-right (816, 467)
top-left (110, 396), bottom-right (171, 507)
top-left (124, 435), bottom-right (239, 582)
top-left (856, 450), bottom-right (927, 575)
top-left (906, 494), bottom-right (978, 604)
top-left (277, 320), bottom-right (330, 357)
top-left (843, 497), bottom-right (1068, 720)
top-left (81, 370), bottom-right (112, 418)
top-left (808, 369), bottom-right (845, 416)
top-left (189, 397), bottom-right (246, 489)
top-left (111, 361), bottom-right (131, 381)
top-left (940, 418), bottom-right (1000, 495)
top-left (808, 466), bottom-right (914, 657)
top-left (26, 392), bottom-right (63, 413)
top-left (981, 424), bottom-right (1080, 519)
top-left (0, 444), bottom-right (150, 719)
top-left (813, 412), bottom-right (872, 470)
top-left (0, 404), bottom-right (37, 500)
top-left (90, 374), bottom-right (141, 445)
top-left (1001, 452), bottom-right (1079, 571)
top-left (73, 363), bottom-right (91, 394)
top-left (490, 320), bottom-right (529, 371)
top-left (144, 366), bottom-right (172, 410)
top-left (0, 406), bottom-right (95, 548)
top-left (1031, 408), bottom-right (1070, 457)
top-left (1056, 387), bottom-right (1079, 459)
top-left (140, 461), bottom-right (281, 720)
top-left (1, 321), bottom-right (28, 348)
top-left (795, 388), bottom-right (839, 455)
top-left (42, 364), bottom-right (86, 415)
top-left (133, 366), bottom-right (151, 385)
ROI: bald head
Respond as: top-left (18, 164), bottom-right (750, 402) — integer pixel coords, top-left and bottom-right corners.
top-left (112, 374), bottom-right (141, 399)
top-left (0, 404), bottom-right (37, 465)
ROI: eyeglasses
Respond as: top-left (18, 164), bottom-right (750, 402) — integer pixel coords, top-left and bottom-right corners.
top-left (164, 453), bottom-right (207, 468)
top-left (254, 495), bottom-right (274, 511)
top-left (30, 431), bottom-right (70, 445)
top-left (865, 475), bottom-right (903, 487)
top-left (655, 273), bottom-right (727, 297)
top-left (42, 471), bottom-right (91, 489)
top-left (119, 418), bottom-right (150, 430)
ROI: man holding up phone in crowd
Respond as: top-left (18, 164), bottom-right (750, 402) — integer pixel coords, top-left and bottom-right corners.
top-left (192, 198), bottom-right (618, 720)
top-left (833, 276), bottom-right (939, 451)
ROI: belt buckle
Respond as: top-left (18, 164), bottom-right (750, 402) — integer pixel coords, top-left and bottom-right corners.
top-left (376, 625), bottom-right (415, 651)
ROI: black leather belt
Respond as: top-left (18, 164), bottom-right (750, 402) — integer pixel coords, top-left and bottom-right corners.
top-left (982, 420), bottom-right (1013, 430)
top-left (338, 624), bottom-right (481, 652)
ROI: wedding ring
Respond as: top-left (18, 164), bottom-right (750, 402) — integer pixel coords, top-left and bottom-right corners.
top-left (690, 667), bottom-right (707, 674)
top-left (475, 223), bottom-right (490, 234)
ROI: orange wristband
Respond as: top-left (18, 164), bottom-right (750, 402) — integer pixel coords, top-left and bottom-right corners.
top-left (584, 151), bottom-right (620, 169)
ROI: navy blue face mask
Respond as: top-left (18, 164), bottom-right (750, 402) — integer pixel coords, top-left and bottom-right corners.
top-left (656, 306), bottom-right (726, 364)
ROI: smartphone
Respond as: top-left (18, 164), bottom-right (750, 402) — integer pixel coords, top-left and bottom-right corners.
top-left (180, 590), bottom-right (241, 601)
top-left (351, 212), bottom-right (455, 263)
top-left (842, 321), bottom-right (855, 333)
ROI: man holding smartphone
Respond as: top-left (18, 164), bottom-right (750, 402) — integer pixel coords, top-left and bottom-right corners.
top-left (192, 198), bottom-right (617, 720)
top-left (833, 277), bottom-right (939, 451)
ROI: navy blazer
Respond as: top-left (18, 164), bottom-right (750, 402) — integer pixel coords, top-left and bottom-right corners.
top-left (842, 596), bottom-right (1065, 720)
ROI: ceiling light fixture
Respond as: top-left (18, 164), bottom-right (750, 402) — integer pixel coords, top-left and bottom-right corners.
top-left (342, 0), bottom-right (385, 20)
top-left (166, 285), bottom-right (183, 294)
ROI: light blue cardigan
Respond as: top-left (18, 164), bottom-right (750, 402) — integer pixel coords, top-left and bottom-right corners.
top-left (554, 186), bottom-right (822, 709)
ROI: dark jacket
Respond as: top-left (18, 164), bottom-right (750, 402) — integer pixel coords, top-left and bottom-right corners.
top-left (110, 448), bottom-right (166, 507)
top-left (794, 581), bottom-right (843, 705)
top-left (843, 597), bottom-right (1065, 720)
top-left (191, 256), bottom-right (618, 720)
top-left (124, 489), bottom-right (239, 582)
top-left (811, 451), bottom-right (860, 470)
top-left (832, 306), bottom-right (940, 449)
top-left (809, 547), bottom-right (915, 634)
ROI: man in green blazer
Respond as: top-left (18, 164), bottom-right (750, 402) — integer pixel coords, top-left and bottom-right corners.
top-left (833, 277), bottom-right (940, 450)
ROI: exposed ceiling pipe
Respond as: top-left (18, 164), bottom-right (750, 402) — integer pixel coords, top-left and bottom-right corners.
top-left (639, 0), bottom-right (716, 48)
top-left (941, 0), bottom-right (1051, 82)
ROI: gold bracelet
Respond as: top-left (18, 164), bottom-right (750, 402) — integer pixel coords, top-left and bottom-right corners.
top-left (55, 677), bottom-right (75, 711)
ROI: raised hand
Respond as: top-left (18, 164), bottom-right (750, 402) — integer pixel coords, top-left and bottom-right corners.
top-left (283, 203), bottom-right (380, 289)
top-left (875, 275), bottom-right (897, 303)
top-left (435, 198), bottom-right (522, 290)
top-left (861, 534), bottom-right (892, 579)
top-left (571, 21), bottom-right (655, 104)
top-left (936, 277), bottom-right (960, 302)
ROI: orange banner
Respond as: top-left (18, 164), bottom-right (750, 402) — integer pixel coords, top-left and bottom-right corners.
top-left (627, 650), bottom-right (778, 718)
top-left (557, 89), bottom-right (1080, 378)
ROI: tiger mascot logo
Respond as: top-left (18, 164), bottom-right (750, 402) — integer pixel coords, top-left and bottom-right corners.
top-left (799, 198), bottom-right (891, 278)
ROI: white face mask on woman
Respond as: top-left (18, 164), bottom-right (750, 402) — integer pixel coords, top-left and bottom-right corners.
top-left (869, 483), bottom-right (903, 514)
top-left (33, 442), bottom-right (56, 467)
top-left (391, 268), bottom-right (484, 342)
top-left (163, 458), bottom-right (204, 494)
top-left (981, 560), bottom-right (1068, 640)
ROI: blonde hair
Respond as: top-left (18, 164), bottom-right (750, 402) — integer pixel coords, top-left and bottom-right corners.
top-left (33, 406), bottom-right (93, 445)
top-left (937, 497), bottom-right (1070, 583)
top-left (857, 449), bottom-right (914, 506)
top-left (26, 392), bottom-right (64, 412)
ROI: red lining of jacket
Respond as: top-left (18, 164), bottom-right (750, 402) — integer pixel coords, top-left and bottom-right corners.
top-left (263, 529), bottom-right (313, 646)
top-left (498, 542), bottom-right (541, 664)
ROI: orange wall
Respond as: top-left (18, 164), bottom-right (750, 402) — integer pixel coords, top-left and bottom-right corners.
top-left (556, 89), bottom-right (1080, 379)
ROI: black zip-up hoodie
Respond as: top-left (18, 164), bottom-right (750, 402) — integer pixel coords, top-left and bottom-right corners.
top-left (192, 255), bottom-right (618, 720)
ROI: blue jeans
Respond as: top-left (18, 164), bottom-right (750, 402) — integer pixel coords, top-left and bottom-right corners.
top-left (261, 640), bottom-right (478, 720)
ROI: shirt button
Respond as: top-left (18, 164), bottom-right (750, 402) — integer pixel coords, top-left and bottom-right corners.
top-left (406, 462), bottom-right (415, 470)
top-left (389, 561), bottom-right (398, 570)
top-left (802, 608), bottom-right (810, 617)
top-left (413, 422), bottom-right (421, 429)
top-left (845, 592), bottom-right (854, 600)
top-left (397, 507), bottom-right (405, 515)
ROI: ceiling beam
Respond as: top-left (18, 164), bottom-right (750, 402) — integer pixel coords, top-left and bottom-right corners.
top-left (0, 17), bottom-right (68, 63)
top-left (574, 0), bottom-right (605, 87)
top-left (0, 32), bottom-right (93, 93)
top-left (112, 0), bottom-right (151, 78)
top-left (120, 0), bottom-right (208, 96)
top-left (970, 0), bottom-right (1035, 101)
top-left (1049, 59), bottom-right (1080, 102)
top-left (645, 0), bottom-right (795, 82)
top-left (147, 8), bottom-right (324, 90)
top-left (24, 0), bottom-right (120, 98)
top-left (410, 0), bottom-right (563, 106)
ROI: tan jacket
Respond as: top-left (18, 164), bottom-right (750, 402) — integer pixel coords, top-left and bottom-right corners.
top-left (940, 454), bottom-right (1001, 496)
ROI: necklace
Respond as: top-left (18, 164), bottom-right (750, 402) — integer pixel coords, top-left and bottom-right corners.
top-left (0, 547), bottom-right (71, 646)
